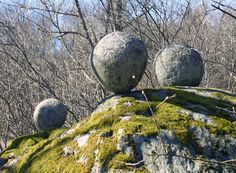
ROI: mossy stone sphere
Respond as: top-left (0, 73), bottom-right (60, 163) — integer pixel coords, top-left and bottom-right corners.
top-left (91, 31), bottom-right (149, 94)
top-left (155, 44), bottom-right (204, 87)
top-left (33, 99), bottom-right (68, 131)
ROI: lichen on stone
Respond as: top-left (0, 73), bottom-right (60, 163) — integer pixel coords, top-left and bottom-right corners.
top-left (1, 87), bottom-right (236, 173)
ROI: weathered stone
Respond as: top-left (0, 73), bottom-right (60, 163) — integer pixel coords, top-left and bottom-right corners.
top-left (91, 31), bottom-right (149, 93)
top-left (179, 109), bottom-right (213, 125)
top-left (2, 87), bottom-right (236, 173)
top-left (33, 98), bottom-right (68, 131)
top-left (155, 44), bottom-right (204, 86)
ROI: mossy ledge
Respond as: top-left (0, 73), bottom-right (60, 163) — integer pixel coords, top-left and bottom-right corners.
top-left (1, 87), bottom-right (236, 173)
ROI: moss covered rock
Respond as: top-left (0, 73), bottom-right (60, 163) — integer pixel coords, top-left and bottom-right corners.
top-left (1, 87), bottom-right (236, 173)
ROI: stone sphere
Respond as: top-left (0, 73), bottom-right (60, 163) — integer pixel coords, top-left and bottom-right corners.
top-left (33, 98), bottom-right (68, 131)
top-left (91, 31), bottom-right (149, 94)
top-left (154, 44), bottom-right (204, 87)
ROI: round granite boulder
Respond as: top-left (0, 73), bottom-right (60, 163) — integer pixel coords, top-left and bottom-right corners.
top-left (33, 99), bottom-right (68, 131)
top-left (91, 31), bottom-right (149, 94)
top-left (155, 44), bottom-right (204, 86)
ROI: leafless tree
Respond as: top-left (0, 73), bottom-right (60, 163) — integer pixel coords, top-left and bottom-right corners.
top-left (0, 0), bottom-right (236, 149)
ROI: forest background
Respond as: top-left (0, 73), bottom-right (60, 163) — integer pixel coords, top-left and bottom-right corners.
top-left (0, 0), bottom-right (236, 150)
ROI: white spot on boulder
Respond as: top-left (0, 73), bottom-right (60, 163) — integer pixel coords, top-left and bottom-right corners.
top-left (59, 128), bottom-right (76, 139)
top-left (116, 129), bottom-right (134, 157)
top-left (76, 156), bottom-right (87, 164)
top-left (63, 146), bottom-right (74, 157)
top-left (123, 101), bottom-right (133, 107)
top-left (74, 134), bottom-right (90, 147)
top-left (120, 116), bottom-right (131, 122)
top-left (91, 136), bottom-right (103, 173)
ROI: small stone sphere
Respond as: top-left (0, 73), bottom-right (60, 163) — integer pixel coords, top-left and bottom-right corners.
top-left (154, 44), bottom-right (204, 87)
top-left (33, 98), bottom-right (68, 131)
top-left (91, 31), bottom-right (149, 94)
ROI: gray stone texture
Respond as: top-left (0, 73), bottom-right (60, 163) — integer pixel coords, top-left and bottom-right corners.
top-left (2, 87), bottom-right (236, 172)
top-left (155, 44), bottom-right (204, 86)
top-left (33, 98), bottom-right (68, 131)
top-left (91, 31), bottom-right (148, 93)
top-left (131, 129), bottom-right (236, 173)
top-left (90, 88), bottom-right (236, 172)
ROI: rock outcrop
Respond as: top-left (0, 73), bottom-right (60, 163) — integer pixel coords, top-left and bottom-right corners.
top-left (33, 98), bottom-right (68, 131)
top-left (91, 31), bottom-right (148, 94)
top-left (1, 87), bottom-right (236, 173)
top-left (155, 45), bottom-right (204, 87)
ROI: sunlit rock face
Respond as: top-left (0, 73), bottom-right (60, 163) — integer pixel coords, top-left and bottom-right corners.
top-left (91, 31), bottom-right (149, 94)
top-left (1, 87), bottom-right (236, 173)
top-left (33, 98), bottom-right (68, 131)
top-left (155, 44), bottom-right (204, 87)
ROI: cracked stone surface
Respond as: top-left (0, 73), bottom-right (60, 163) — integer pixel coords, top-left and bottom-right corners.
top-left (1, 87), bottom-right (236, 173)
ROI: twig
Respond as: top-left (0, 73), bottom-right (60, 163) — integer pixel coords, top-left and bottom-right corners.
top-left (152, 94), bottom-right (176, 154)
top-left (216, 106), bottom-right (235, 114)
top-left (10, 148), bottom-right (28, 173)
top-left (155, 94), bottom-right (176, 110)
top-left (164, 154), bottom-right (236, 167)
top-left (141, 90), bottom-right (154, 116)
top-left (132, 75), bottom-right (154, 115)
top-left (116, 159), bottom-right (144, 167)
top-left (116, 153), bottom-right (236, 168)
top-left (216, 106), bottom-right (236, 120)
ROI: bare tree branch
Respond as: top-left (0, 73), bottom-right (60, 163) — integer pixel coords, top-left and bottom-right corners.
top-left (74, 0), bottom-right (94, 48)
top-left (212, 2), bottom-right (236, 20)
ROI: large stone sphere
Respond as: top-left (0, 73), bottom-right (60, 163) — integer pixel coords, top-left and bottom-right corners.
top-left (154, 44), bottom-right (204, 87)
top-left (91, 31), bottom-right (149, 94)
top-left (33, 99), bottom-right (68, 131)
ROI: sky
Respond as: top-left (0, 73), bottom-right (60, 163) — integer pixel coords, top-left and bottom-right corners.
top-left (0, 0), bottom-right (236, 6)
top-left (0, 0), bottom-right (236, 22)
top-left (0, 0), bottom-right (236, 10)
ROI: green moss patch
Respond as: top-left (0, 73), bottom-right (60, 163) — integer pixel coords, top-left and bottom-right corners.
top-left (211, 91), bottom-right (236, 104)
